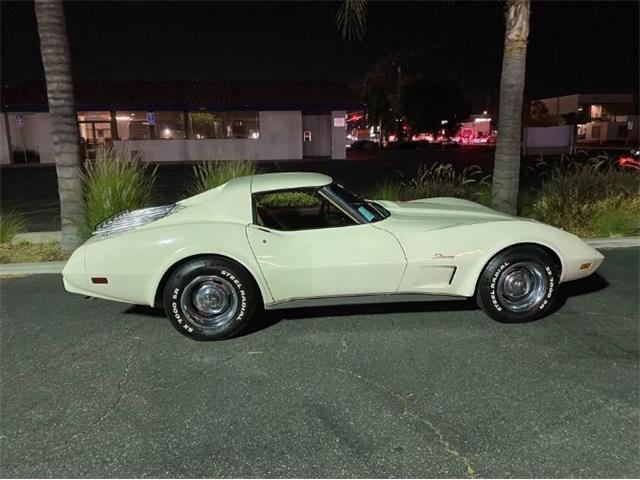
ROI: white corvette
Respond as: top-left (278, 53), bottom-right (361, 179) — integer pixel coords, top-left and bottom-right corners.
top-left (63, 172), bottom-right (604, 340)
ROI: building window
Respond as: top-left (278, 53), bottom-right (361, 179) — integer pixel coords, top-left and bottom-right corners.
top-left (226, 112), bottom-right (260, 139)
top-left (189, 112), bottom-right (225, 139)
top-left (591, 125), bottom-right (601, 140)
top-left (77, 111), bottom-right (112, 147)
top-left (590, 104), bottom-right (602, 120)
top-left (115, 111), bottom-right (152, 140)
top-left (156, 112), bottom-right (186, 139)
top-left (187, 111), bottom-right (260, 139)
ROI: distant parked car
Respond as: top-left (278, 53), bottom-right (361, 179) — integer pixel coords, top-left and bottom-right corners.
top-left (349, 139), bottom-right (379, 151)
top-left (63, 172), bottom-right (604, 341)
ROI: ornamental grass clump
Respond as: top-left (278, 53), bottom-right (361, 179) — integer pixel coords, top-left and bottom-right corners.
top-left (371, 162), bottom-right (491, 203)
top-left (81, 146), bottom-right (156, 238)
top-left (0, 210), bottom-right (26, 243)
top-left (186, 160), bottom-right (256, 196)
top-left (530, 158), bottom-right (640, 237)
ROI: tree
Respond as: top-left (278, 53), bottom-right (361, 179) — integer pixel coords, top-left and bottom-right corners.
top-left (337, 0), bottom-right (532, 214)
top-left (491, 0), bottom-right (530, 214)
top-left (34, 0), bottom-right (83, 251)
top-left (400, 78), bottom-right (470, 134)
top-left (362, 59), bottom-right (400, 141)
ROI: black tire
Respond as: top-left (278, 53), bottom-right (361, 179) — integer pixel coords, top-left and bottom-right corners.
top-left (162, 257), bottom-right (260, 340)
top-left (475, 245), bottom-right (560, 323)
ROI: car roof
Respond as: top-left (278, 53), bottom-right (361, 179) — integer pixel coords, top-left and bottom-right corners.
top-left (249, 172), bottom-right (333, 193)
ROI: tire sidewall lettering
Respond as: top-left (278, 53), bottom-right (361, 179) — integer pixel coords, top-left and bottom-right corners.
top-left (488, 260), bottom-right (556, 314)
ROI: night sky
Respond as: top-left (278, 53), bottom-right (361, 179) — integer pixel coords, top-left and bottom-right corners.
top-left (1, 1), bottom-right (638, 110)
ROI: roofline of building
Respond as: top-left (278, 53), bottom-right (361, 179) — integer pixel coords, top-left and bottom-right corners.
top-left (1, 102), bottom-right (365, 113)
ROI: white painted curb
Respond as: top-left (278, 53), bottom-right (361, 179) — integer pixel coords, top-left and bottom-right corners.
top-left (586, 237), bottom-right (640, 249)
top-left (0, 261), bottom-right (65, 275)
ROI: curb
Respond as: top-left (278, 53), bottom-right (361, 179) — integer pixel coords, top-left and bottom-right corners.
top-left (585, 237), bottom-right (640, 249)
top-left (0, 261), bottom-right (66, 275)
top-left (0, 237), bottom-right (637, 276)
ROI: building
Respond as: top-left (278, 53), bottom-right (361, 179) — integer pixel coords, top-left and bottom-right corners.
top-left (0, 81), bottom-right (363, 164)
top-left (530, 93), bottom-right (638, 146)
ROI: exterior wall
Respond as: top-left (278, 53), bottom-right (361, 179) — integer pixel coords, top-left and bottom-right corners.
top-left (331, 110), bottom-right (346, 159)
top-left (113, 111), bottom-right (302, 161)
top-left (523, 125), bottom-right (574, 155)
top-left (538, 95), bottom-right (580, 116)
top-left (0, 114), bottom-right (11, 164)
top-left (579, 118), bottom-right (639, 144)
top-left (5, 112), bottom-right (55, 164)
top-left (302, 114), bottom-right (331, 157)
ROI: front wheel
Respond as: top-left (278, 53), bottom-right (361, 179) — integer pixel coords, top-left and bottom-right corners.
top-left (476, 245), bottom-right (560, 323)
top-left (162, 257), bottom-right (259, 340)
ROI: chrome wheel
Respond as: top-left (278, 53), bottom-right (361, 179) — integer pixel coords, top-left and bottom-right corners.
top-left (180, 275), bottom-right (239, 329)
top-left (496, 262), bottom-right (548, 313)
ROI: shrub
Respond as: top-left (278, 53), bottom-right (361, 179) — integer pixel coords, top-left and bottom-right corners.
top-left (530, 158), bottom-right (640, 237)
top-left (371, 179), bottom-right (407, 201)
top-left (0, 210), bottom-right (26, 243)
top-left (81, 146), bottom-right (156, 238)
top-left (371, 162), bottom-right (491, 202)
top-left (186, 160), bottom-right (256, 196)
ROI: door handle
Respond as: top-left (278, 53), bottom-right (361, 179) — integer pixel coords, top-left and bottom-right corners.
top-left (256, 227), bottom-right (271, 233)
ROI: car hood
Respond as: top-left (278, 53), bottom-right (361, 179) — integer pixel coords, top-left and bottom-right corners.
top-left (374, 197), bottom-right (519, 234)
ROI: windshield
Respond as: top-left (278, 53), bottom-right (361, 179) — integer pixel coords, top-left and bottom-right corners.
top-left (323, 183), bottom-right (390, 223)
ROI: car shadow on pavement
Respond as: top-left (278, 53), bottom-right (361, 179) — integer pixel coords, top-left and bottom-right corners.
top-left (123, 273), bottom-right (610, 335)
top-left (553, 272), bottom-right (609, 311)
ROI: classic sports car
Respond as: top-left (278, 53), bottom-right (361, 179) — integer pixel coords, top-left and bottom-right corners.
top-left (63, 172), bottom-right (604, 340)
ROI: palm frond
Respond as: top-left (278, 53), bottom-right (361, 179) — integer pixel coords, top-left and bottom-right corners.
top-left (336, 0), bottom-right (368, 42)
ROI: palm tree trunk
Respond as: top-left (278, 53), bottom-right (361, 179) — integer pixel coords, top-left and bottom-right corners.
top-left (491, 0), bottom-right (530, 214)
top-left (34, 0), bottom-right (83, 251)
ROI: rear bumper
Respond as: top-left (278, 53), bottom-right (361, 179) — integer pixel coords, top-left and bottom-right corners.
top-left (62, 245), bottom-right (88, 294)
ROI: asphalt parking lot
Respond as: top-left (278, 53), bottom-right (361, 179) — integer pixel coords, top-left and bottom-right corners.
top-left (1, 247), bottom-right (638, 478)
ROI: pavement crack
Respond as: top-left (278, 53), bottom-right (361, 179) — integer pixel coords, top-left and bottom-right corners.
top-left (93, 319), bottom-right (140, 425)
top-left (335, 335), bottom-right (477, 478)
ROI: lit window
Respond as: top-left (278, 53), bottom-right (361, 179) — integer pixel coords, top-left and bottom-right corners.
top-left (77, 112), bottom-right (112, 146)
top-left (115, 111), bottom-right (152, 140)
top-left (590, 104), bottom-right (602, 119)
top-left (226, 112), bottom-right (260, 139)
top-left (156, 112), bottom-right (186, 139)
top-left (77, 111), bottom-right (110, 122)
top-left (189, 112), bottom-right (225, 139)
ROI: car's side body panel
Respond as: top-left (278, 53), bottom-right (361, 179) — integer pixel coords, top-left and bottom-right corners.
top-left (376, 198), bottom-right (604, 297)
top-left (246, 223), bottom-right (406, 304)
top-left (63, 221), bottom-right (274, 307)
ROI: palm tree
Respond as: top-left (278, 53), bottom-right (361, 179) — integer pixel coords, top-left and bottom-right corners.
top-left (491, 0), bottom-right (530, 214)
top-left (34, 0), bottom-right (83, 251)
top-left (337, 0), bottom-right (531, 214)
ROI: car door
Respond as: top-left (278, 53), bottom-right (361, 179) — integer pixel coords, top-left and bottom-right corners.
top-left (246, 222), bottom-right (406, 303)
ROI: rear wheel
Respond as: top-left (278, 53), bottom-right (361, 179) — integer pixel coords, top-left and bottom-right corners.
top-left (162, 257), bottom-right (259, 340)
top-left (476, 245), bottom-right (560, 323)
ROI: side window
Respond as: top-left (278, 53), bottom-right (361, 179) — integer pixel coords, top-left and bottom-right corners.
top-left (254, 188), bottom-right (356, 231)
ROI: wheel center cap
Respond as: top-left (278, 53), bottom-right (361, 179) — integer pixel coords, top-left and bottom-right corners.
top-left (193, 283), bottom-right (228, 315)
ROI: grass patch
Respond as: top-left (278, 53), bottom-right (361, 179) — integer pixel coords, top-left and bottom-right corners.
top-left (0, 242), bottom-right (68, 264)
top-left (82, 146), bottom-right (156, 238)
top-left (186, 160), bottom-right (256, 196)
top-left (0, 210), bottom-right (26, 243)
